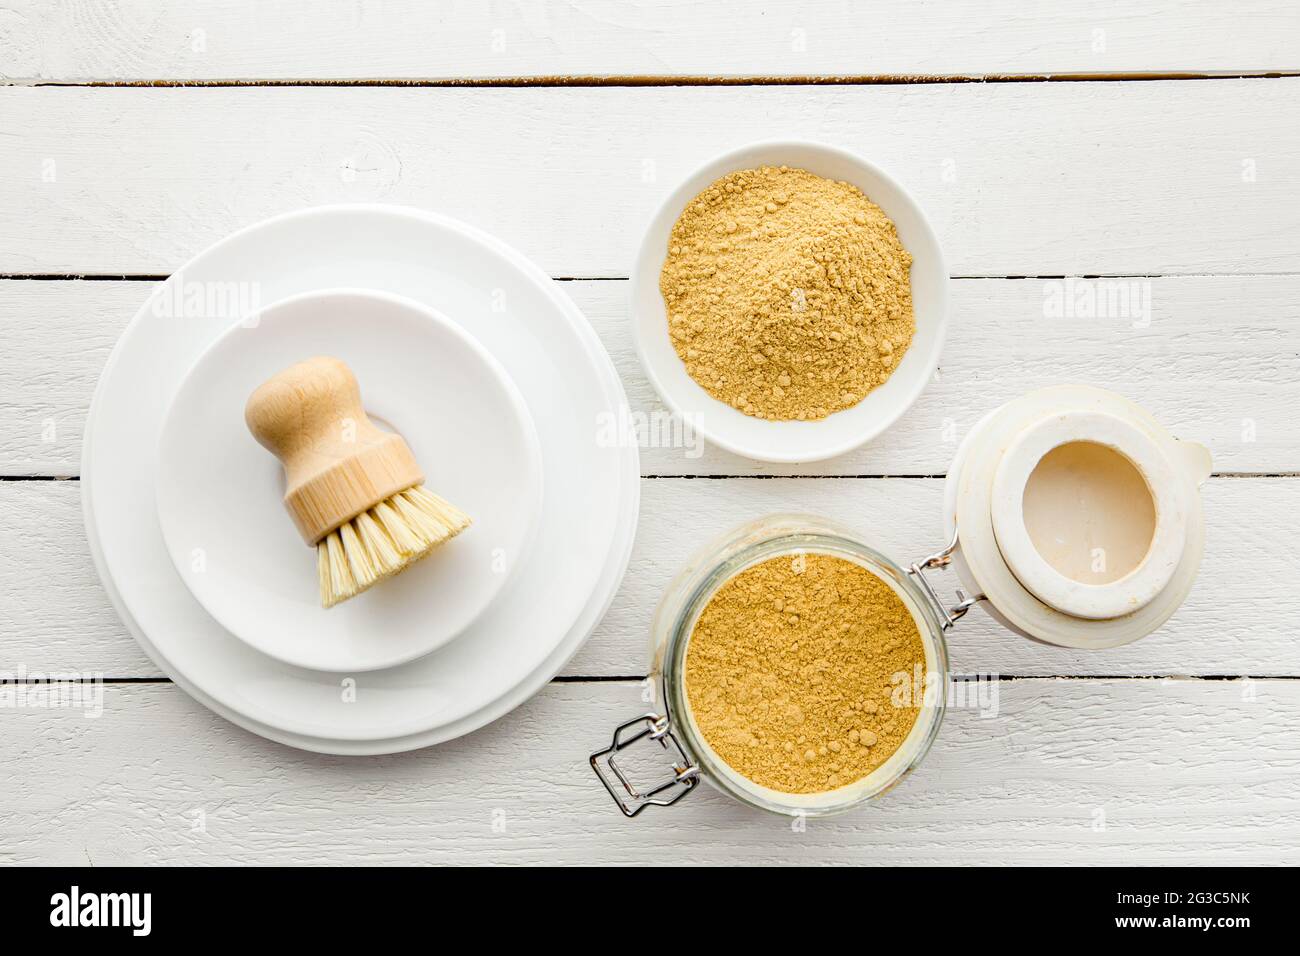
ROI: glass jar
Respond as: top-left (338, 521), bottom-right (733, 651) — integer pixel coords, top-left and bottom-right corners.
top-left (589, 386), bottom-right (1211, 818)
top-left (590, 513), bottom-right (967, 818)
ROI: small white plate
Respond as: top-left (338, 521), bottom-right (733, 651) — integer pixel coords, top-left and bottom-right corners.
top-left (631, 140), bottom-right (950, 463)
top-left (156, 288), bottom-right (543, 673)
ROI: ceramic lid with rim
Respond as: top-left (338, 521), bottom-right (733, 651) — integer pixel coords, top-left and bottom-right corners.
top-left (941, 385), bottom-right (1212, 649)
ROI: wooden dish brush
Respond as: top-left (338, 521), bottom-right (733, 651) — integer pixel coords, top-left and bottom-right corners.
top-left (245, 355), bottom-right (471, 608)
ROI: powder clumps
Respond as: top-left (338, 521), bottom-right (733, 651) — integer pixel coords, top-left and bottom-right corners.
top-left (684, 552), bottom-right (925, 794)
top-left (660, 166), bottom-right (914, 421)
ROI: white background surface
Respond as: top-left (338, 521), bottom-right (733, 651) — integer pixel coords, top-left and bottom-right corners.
top-left (2, 1), bottom-right (1298, 865)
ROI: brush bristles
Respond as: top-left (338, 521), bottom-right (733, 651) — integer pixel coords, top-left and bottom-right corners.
top-left (317, 485), bottom-right (471, 608)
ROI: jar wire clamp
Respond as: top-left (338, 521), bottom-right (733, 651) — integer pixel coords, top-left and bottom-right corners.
top-left (590, 714), bottom-right (700, 817)
top-left (908, 528), bottom-right (984, 630)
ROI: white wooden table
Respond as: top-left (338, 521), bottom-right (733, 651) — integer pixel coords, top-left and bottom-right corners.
top-left (3, 1), bottom-right (1298, 865)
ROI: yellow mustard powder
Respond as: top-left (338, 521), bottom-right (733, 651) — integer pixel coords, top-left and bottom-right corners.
top-left (660, 166), bottom-right (915, 421)
top-left (684, 552), bottom-right (926, 794)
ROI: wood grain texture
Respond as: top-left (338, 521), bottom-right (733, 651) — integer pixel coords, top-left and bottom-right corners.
top-left (244, 355), bottom-right (429, 546)
top-left (1, 679), bottom-right (1295, 865)
top-left (1, 1), bottom-right (1295, 81)
top-left (3, 81), bottom-right (1298, 276)
top-left (2, 476), bottom-right (1295, 679)
top-left (2, 276), bottom-right (1296, 476)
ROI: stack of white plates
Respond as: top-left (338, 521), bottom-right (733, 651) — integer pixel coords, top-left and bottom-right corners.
top-left (83, 205), bottom-right (640, 754)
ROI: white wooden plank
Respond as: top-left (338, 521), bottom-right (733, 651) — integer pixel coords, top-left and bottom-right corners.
top-left (3, 80), bottom-right (1298, 276)
top-left (2, 1), bottom-right (1295, 82)
top-left (0, 280), bottom-right (128, 476)
top-left (2, 477), bottom-right (1294, 679)
top-left (1, 679), bottom-right (1295, 865)
top-left (2, 276), bottom-right (1295, 475)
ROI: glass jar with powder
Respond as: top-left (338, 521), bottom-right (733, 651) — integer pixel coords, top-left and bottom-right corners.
top-left (590, 385), bottom-right (1212, 818)
top-left (607, 513), bottom-right (953, 817)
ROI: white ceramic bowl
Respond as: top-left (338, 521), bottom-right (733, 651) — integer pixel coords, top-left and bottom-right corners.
top-left (156, 288), bottom-right (543, 673)
top-left (631, 141), bottom-right (949, 463)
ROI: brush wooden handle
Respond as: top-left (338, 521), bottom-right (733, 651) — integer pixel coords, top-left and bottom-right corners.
top-left (244, 356), bottom-right (424, 545)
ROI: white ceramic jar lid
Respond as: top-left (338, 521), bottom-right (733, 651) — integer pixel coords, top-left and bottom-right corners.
top-left (942, 385), bottom-right (1211, 649)
top-left (989, 410), bottom-right (1187, 621)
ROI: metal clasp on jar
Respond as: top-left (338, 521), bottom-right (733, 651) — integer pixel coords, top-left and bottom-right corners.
top-left (590, 713), bottom-right (700, 817)
top-left (908, 528), bottom-right (984, 630)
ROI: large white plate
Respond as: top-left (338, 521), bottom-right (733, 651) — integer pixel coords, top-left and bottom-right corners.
top-left (82, 205), bottom-right (640, 754)
top-left (156, 288), bottom-right (544, 673)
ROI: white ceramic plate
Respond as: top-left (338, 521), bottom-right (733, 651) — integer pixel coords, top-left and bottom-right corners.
top-left (82, 204), bottom-right (639, 753)
top-left (156, 289), bottom-right (543, 673)
top-left (631, 140), bottom-right (950, 463)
